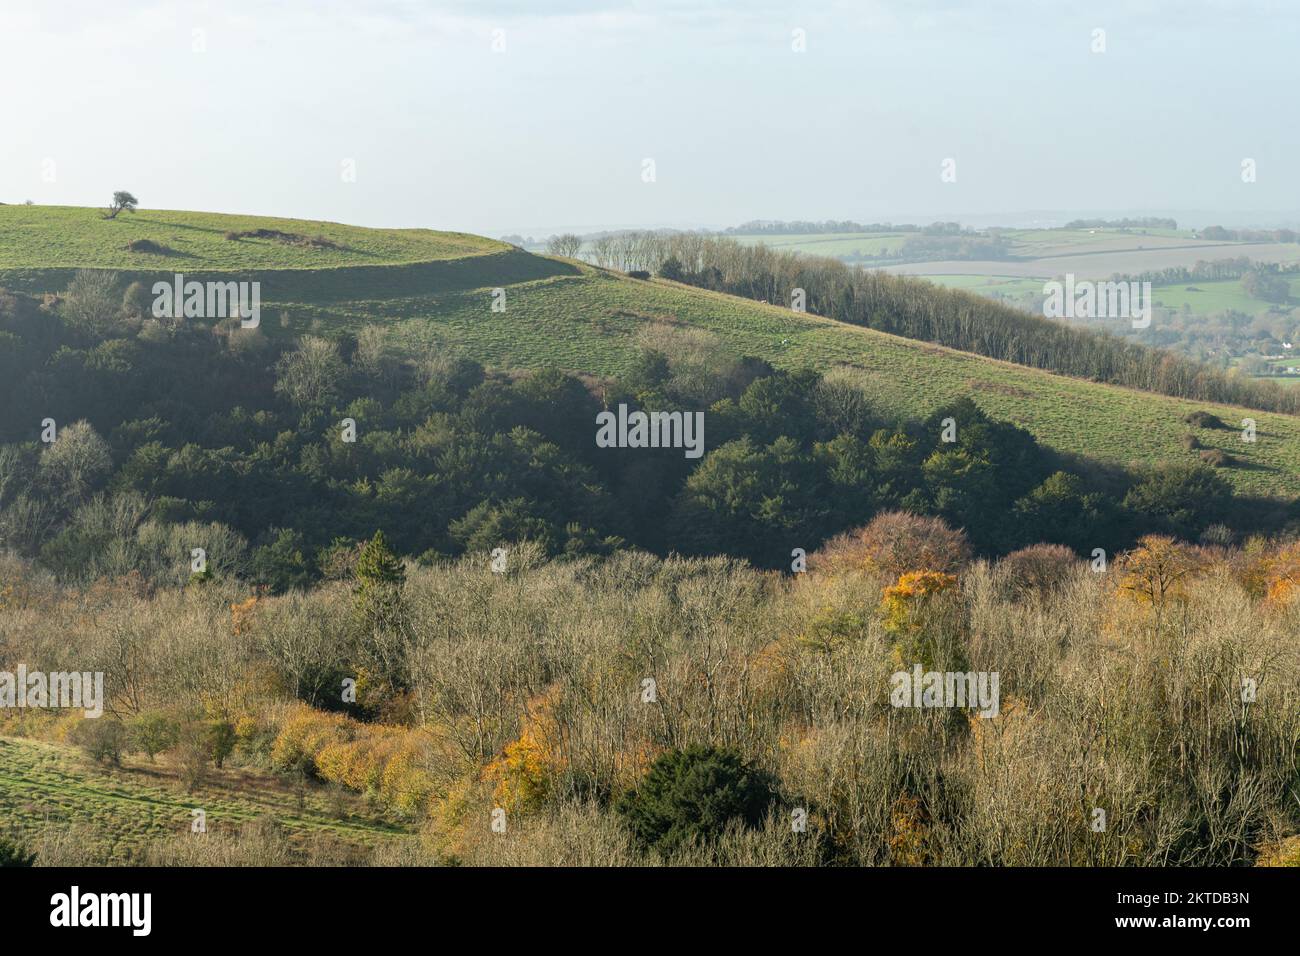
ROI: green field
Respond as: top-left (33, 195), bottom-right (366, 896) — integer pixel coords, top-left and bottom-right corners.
top-left (920, 274), bottom-right (1045, 297)
top-left (6, 206), bottom-right (1300, 498)
top-left (0, 735), bottom-right (406, 864)
top-left (1148, 277), bottom-right (1300, 316)
top-left (996, 227), bottom-right (1201, 252)
top-left (923, 274), bottom-right (1300, 317)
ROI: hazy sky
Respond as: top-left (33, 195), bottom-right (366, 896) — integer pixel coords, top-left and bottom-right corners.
top-left (2, 0), bottom-right (1297, 236)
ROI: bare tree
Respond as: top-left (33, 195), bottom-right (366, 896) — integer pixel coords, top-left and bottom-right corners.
top-left (589, 235), bottom-right (618, 269)
top-left (39, 420), bottom-right (113, 501)
top-left (61, 269), bottom-right (120, 334)
top-left (274, 335), bottom-right (345, 410)
top-left (546, 234), bottom-right (583, 258)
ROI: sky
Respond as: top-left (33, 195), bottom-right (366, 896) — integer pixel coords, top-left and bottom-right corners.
top-left (2, 0), bottom-right (1297, 237)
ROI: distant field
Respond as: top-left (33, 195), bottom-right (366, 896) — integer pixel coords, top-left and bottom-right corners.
top-left (726, 226), bottom-right (1300, 280)
top-left (728, 232), bottom-right (903, 257)
top-left (7, 206), bottom-right (1300, 498)
top-left (924, 274), bottom-right (1300, 317)
top-left (998, 227), bottom-right (1211, 256)
top-left (919, 274), bottom-right (1045, 297)
top-left (882, 243), bottom-right (1300, 280)
top-left (0, 735), bottom-right (406, 864)
top-left (1149, 277), bottom-right (1300, 316)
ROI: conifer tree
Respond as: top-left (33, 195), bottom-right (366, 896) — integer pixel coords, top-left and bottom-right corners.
top-left (354, 530), bottom-right (406, 631)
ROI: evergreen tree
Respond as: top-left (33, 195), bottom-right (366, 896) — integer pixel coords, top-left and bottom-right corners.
top-left (354, 530), bottom-right (406, 626)
top-left (616, 745), bottom-right (777, 856)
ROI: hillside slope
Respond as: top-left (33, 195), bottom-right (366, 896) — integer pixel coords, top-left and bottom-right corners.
top-left (4, 205), bottom-right (1298, 498)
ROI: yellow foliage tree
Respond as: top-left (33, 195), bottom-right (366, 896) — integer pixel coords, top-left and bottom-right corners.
top-left (1258, 542), bottom-right (1300, 605)
top-left (1117, 535), bottom-right (1205, 608)
top-left (879, 571), bottom-right (958, 633)
top-left (483, 688), bottom-right (566, 815)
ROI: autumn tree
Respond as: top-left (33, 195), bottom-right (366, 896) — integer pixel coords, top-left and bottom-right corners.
top-left (812, 510), bottom-right (970, 578)
top-left (1118, 534), bottom-right (1206, 613)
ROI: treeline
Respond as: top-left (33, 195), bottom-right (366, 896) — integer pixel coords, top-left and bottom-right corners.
top-left (1202, 225), bottom-right (1300, 243)
top-left (886, 233), bottom-right (1009, 262)
top-left (723, 220), bottom-right (968, 236)
top-left (590, 232), bottom-right (1300, 414)
top-left (1, 280), bottom-right (1290, 592)
top-left (1110, 257), bottom-right (1300, 287)
top-left (1242, 267), bottom-right (1295, 304)
top-left (1065, 217), bottom-right (1178, 230)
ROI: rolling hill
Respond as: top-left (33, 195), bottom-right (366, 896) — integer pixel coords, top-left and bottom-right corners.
top-left (5, 204), bottom-right (1300, 499)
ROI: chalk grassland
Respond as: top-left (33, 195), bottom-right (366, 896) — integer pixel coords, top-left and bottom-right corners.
top-left (0, 735), bottom-right (406, 864)
top-left (0, 205), bottom-right (506, 270)
top-left (3, 206), bottom-right (1299, 497)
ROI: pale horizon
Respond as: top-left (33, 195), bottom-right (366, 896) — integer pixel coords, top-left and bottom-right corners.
top-left (3, 0), bottom-right (1298, 237)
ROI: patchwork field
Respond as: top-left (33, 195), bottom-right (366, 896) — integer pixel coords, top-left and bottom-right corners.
top-left (723, 225), bottom-right (1300, 284)
top-left (881, 243), bottom-right (1300, 280)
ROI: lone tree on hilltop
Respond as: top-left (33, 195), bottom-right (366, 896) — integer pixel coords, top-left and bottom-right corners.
top-left (104, 190), bottom-right (139, 219)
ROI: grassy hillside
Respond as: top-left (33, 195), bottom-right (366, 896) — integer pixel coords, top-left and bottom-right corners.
top-left (0, 735), bottom-right (406, 864)
top-left (5, 205), bottom-right (1300, 498)
top-left (258, 263), bottom-right (1300, 498)
top-left (0, 205), bottom-right (506, 270)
